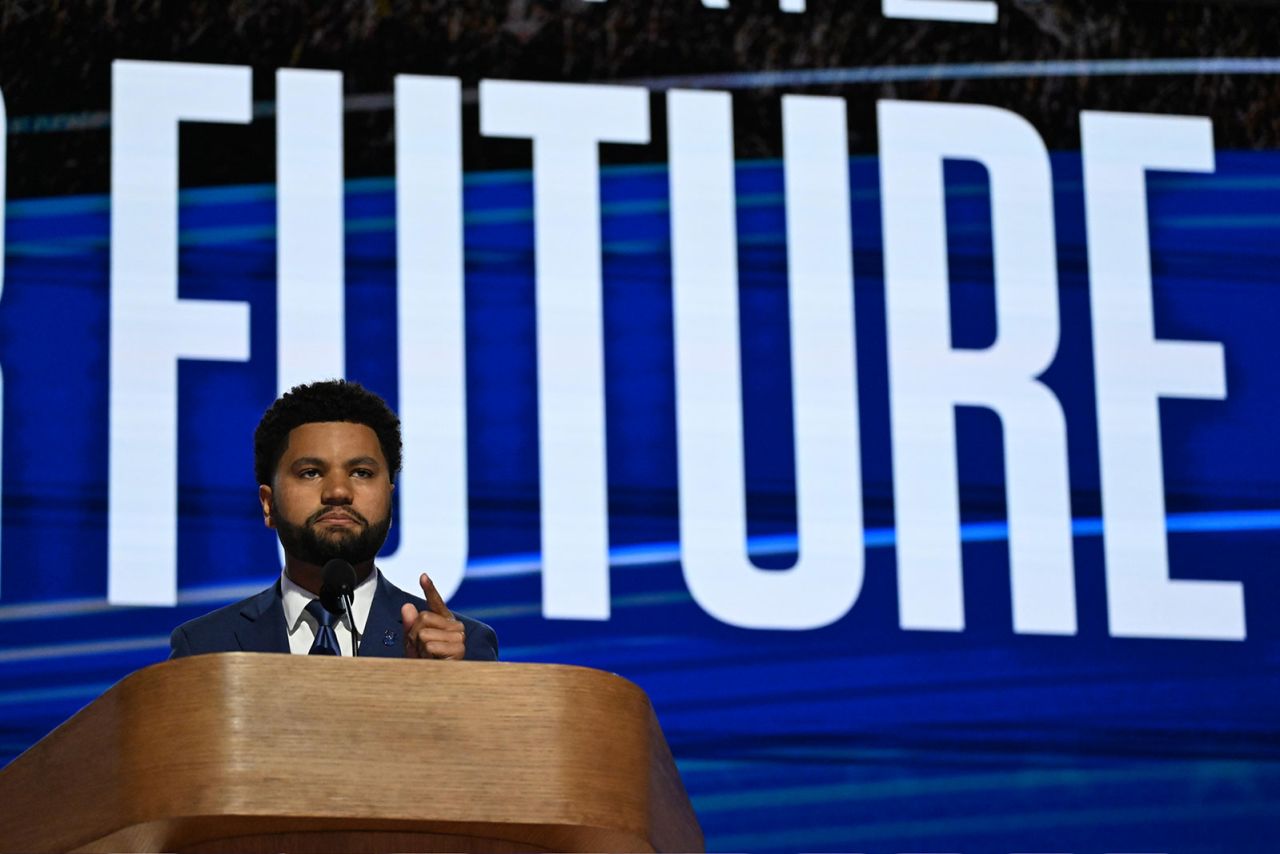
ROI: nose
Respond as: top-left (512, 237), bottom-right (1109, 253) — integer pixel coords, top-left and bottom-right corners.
top-left (321, 473), bottom-right (353, 505)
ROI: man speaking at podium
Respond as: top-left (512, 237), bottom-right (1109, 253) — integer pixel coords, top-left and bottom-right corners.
top-left (169, 380), bottom-right (499, 661)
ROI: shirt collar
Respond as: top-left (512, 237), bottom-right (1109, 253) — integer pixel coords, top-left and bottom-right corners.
top-left (280, 564), bottom-right (379, 636)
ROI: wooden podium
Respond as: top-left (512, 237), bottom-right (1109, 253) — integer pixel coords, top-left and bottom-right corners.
top-left (0, 655), bottom-right (703, 853)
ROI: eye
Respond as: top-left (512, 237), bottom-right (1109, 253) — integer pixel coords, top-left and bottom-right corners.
top-left (352, 469), bottom-right (374, 479)
top-left (299, 469), bottom-right (320, 479)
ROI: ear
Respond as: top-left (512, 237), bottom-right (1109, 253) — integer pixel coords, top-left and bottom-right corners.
top-left (259, 484), bottom-right (275, 529)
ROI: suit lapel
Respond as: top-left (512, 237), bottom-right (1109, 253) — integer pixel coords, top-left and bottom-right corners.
top-left (232, 574), bottom-right (410, 657)
top-left (358, 572), bottom-right (407, 658)
top-left (234, 581), bottom-right (291, 654)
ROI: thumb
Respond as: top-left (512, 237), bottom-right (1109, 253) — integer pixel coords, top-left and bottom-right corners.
top-left (400, 603), bottom-right (421, 658)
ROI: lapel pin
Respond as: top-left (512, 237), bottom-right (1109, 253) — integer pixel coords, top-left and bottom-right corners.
top-left (383, 629), bottom-right (396, 647)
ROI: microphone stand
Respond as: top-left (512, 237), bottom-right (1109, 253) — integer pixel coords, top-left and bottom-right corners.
top-left (341, 591), bottom-right (360, 657)
top-left (320, 559), bottom-right (360, 657)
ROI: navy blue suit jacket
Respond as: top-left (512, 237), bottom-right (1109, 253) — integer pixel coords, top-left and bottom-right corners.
top-left (169, 571), bottom-right (498, 660)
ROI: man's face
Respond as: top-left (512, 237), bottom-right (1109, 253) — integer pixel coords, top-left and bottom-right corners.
top-left (259, 421), bottom-right (393, 566)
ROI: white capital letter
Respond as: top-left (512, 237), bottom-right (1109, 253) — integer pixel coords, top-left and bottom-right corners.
top-left (276, 69), bottom-right (345, 394)
top-left (883, 0), bottom-right (997, 24)
top-left (1082, 110), bottom-right (1245, 641)
top-left (480, 80), bottom-right (650, 619)
top-left (110, 60), bottom-right (251, 605)
top-left (377, 76), bottom-right (468, 600)
top-left (879, 100), bottom-right (1076, 634)
top-left (669, 91), bottom-right (864, 630)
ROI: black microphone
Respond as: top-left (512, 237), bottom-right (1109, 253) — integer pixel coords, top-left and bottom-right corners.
top-left (320, 559), bottom-right (360, 657)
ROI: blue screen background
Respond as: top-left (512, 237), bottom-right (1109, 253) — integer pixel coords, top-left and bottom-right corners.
top-left (0, 151), bottom-right (1277, 851)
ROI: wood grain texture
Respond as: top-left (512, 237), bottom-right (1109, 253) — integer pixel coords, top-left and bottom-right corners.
top-left (0, 655), bottom-right (703, 853)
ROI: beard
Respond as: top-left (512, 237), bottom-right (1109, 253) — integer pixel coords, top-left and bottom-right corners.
top-left (272, 502), bottom-right (392, 566)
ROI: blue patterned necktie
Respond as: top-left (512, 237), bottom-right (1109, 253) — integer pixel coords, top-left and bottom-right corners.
top-left (305, 599), bottom-right (343, 656)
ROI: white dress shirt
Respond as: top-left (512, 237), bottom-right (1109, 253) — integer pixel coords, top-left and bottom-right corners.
top-left (280, 566), bottom-right (379, 656)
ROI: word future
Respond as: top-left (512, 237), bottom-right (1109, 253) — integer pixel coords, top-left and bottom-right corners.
top-left (100, 61), bottom-right (1243, 641)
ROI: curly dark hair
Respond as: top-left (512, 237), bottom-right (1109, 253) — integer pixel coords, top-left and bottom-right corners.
top-left (253, 379), bottom-right (403, 486)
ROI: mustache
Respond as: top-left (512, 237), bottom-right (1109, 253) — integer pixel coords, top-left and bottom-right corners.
top-left (306, 506), bottom-right (369, 527)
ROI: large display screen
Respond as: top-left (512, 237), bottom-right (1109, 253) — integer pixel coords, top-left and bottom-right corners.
top-left (1, 2), bottom-right (1278, 850)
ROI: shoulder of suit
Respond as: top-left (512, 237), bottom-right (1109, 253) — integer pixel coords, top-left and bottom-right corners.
top-left (172, 583), bottom-right (276, 637)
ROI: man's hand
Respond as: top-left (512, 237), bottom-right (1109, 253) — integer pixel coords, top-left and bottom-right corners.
top-left (400, 573), bottom-right (466, 660)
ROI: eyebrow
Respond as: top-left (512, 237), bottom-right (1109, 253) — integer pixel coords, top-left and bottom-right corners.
top-left (290, 456), bottom-right (382, 469)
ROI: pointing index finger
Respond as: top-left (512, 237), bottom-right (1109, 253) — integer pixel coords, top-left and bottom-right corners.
top-left (419, 572), bottom-right (453, 620)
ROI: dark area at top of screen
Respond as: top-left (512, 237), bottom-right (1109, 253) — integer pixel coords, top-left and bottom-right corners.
top-left (1, 0), bottom-right (1278, 197)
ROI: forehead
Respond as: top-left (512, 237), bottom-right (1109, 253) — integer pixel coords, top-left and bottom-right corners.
top-left (279, 421), bottom-right (386, 466)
